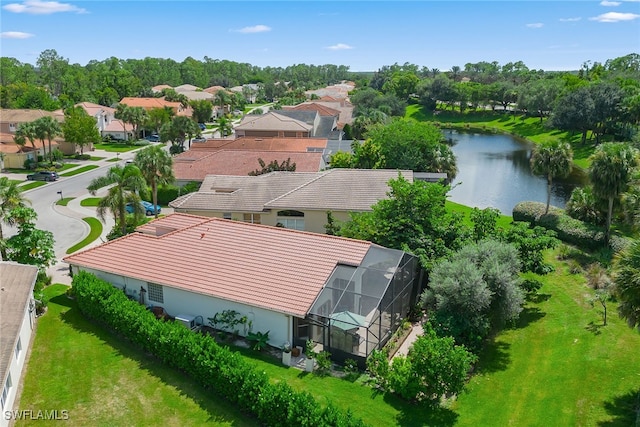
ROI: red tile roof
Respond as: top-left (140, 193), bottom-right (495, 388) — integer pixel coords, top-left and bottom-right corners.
top-left (173, 149), bottom-right (323, 181)
top-left (64, 214), bottom-right (371, 317)
top-left (189, 136), bottom-right (327, 152)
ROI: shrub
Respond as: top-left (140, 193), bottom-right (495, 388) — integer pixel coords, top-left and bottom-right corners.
top-left (519, 277), bottom-right (543, 295)
top-left (512, 201), bottom-right (555, 223)
top-left (314, 351), bottom-right (332, 376)
top-left (74, 153), bottom-right (91, 160)
top-left (72, 271), bottom-right (365, 426)
top-left (156, 185), bottom-right (180, 205)
top-left (23, 158), bottom-right (35, 169)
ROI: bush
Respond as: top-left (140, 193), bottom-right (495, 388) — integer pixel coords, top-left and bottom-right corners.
top-left (23, 158), bottom-right (36, 169)
top-left (74, 153), bottom-right (91, 160)
top-left (512, 201), bottom-right (555, 223)
top-left (72, 271), bottom-right (365, 426)
top-left (156, 185), bottom-right (180, 205)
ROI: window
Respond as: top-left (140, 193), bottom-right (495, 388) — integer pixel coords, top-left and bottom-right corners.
top-left (276, 210), bottom-right (305, 231)
top-left (147, 283), bottom-right (164, 303)
top-left (1, 374), bottom-right (11, 410)
top-left (223, 212), bottom-right (232, 220)
top-left (9, 123), bottom-right (16, 132)
top-left (15, 337), bottom-right (21, 359)
top-left (242, 213), bottom-right (261, 224)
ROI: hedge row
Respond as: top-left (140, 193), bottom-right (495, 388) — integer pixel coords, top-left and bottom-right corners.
top-left (156, 182), bottom-right (201, 205)
top-left (72, 271), bottom-right (365, 427)
top-left (512, 201), bottom-right (628, 252)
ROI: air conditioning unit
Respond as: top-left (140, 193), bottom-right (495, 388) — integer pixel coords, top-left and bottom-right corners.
top-left (175, 314), bottom-right (201, 331)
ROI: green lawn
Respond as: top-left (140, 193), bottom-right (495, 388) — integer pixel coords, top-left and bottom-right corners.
top-left (66, 217), bottom-right (103, 254)
top-left (17, 285), bottom-right (258, 427)
top-left (60, 165), bottom-right (99, 177)
top-left (452, 249), bottom-right (640, 426)
top-left (93, 142), bottom-right (140, 152)
top-left (18, 181), bottom-right (47, 191)
top-left (56, 197), bottom-right (74, 206)
top-left (405, 105), bottom-right (595, 170)
top-left (80, 197), bottom-right (101, 207)
top-left (445, 200), bottom-right (513, 229)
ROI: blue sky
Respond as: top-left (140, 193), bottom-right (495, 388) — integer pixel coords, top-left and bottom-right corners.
top-left (1, 1), bottom-right (639, 72)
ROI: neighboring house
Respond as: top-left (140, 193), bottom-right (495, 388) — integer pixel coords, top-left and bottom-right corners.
top-left (293, 99), bottom-right (353, 130)
top-left (305, 81), bottom-right (355, 100)
top-left (0, 262), bottom-right (38, 426)
top-left (229, 84), bottom-right (260, 103)
top-left (119, 97), bottom-right (192, 117)
top-left (172, 149), bottom-right (323, 184)
top-left (189, 136), bottom-right (327, 153)
top-left (235, 112), bottom-right (313, 138)
top-left (64, 214), bottom-right (423, 365)
top-left (170, 169), bottom-right (413, 233)
top-left (174, 85), bottom-right (215, 102)
top-left (151, 84), bottom-right (172, 93)
top-left (0, 109), bottom-right (64, 167)
top-left (56, 102), bottom-right (131, 148)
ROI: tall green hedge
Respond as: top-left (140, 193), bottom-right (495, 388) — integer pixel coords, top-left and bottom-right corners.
top-left (512, 201), bottom-right (628, 252)
top-left (72, 271), bottom-right (365, 427)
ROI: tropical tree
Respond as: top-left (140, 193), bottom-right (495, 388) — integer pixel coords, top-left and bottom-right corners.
top-left (146, 107), bottom-right (174, 135)
top-left (0, 177), bottom-right (29, 260)
top-left (62, 106), bottom-right (101, 154)
top-left (530, 140), bottom-right (574, 214)
top-left (613, 240), bottom-right (640, 331)
top-left (5, 207), bottom-right (55, 270)
top-left (190, 99), bottom-right (213, 124)
top-left (115, 104), bottom-right (148, 140)
top-left (14, 121), bottom-right (38, 153)
top-left (214, 115), bottom-right (233, 137)
top-left (87, 165), bottom-right (148, 236)
top-left (134, 145), bottom-right (174, 218)
top-left (214, 89), bottom-right (232, 113)
top-left (33, 115), bottom-right (62, 163)
top-left (588, 143), bottom-right (639, 244)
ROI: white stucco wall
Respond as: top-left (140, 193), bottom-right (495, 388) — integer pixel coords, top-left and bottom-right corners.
top-left (1, 299), bottom-right (35, 427)
top-left (72, 266), bottom-right (293, 348)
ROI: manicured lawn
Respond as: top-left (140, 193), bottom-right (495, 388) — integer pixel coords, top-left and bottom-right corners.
top-left (93, 143), bottom-right (140, 152)
top-left (60, 165), bottom-right (99, 177)
top-left (56, 163), bottom-right (81, 172)
top-left (66, 217), bottom-right (103, 254)
top-left (405, 105), bottom-right (595, 170)
top-left (107, 157), bottom-right (120, 162)
top-left (18, 181), bottom-right (47, 191)
top-left (56, 197), bottom-right (74, 206)
top-left (80, 197), bottom-right (101, 207)
top-left (3, 168), bottom-right (30, 174)
top-left (17, 285), bottom-right (258, 426)
top-left (452, 249), bottom-right (640, 426)
top-left (445, 200), bottom-right (513, 229)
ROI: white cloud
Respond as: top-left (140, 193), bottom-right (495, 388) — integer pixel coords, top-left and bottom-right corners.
top-left (600, 0), bottom-right (621, 5)
top-left (526, 23), bottom-right (544, 28)
top-left (234, 25), bottom-right (271, 34)
top-left (589, 11), bottom-right (640, 22)
top-left (1, 31), bottom-right (35, 39)
top-left (3, 0), bottom-right (87, 14)
top-left (326, 43), bottom-right (354, 51)
top-left (559, 17), bottom-right (582, 22)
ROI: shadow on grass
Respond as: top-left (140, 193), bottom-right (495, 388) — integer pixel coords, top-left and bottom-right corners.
top-left (598, 388), bottom-right (640, 427)
top-left (513, 306), bottom-right (547, 329)
top-left (527, 293), bottom-right (552, 304)
top-left (585, 321), bottom-right (605, 336)
top-left (53, 294), bottom-right (259, 426)
top-left (475, 340), bottom-right (511, 374)
top-left (377, 392), bottom-right (458, 427)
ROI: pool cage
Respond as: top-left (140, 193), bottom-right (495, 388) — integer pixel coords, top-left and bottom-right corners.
top-left (294, 246), bottom-right (422, 366)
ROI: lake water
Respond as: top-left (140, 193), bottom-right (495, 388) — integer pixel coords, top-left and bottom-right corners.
top-left (445, 130), bottom-right (586, 215)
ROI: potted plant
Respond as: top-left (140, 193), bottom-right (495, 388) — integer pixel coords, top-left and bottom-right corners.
top-left (304, 339), bottom-right (315, 372)
top-left (282, 341), bottom-right (291, 366)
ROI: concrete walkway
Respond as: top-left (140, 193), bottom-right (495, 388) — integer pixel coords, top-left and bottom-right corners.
top-left (393, 321), bottom-right (425, 358)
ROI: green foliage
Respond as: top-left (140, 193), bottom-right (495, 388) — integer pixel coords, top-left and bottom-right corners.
top-left (502, 222), bottom-right (558, 274)
top-left (365, 349), bottom-right (390, 389)
top-left (314, 351), bottom-right (332, 376)
top-left (72, 271), bottom-right (365, 426)
top-left (613, 240), bottom-right (640, 330)
top-left (62, 106), bottom-right (101, 154)
top-left (246, 330), bottom-right (270, 351)
top-left (248, 157), bottom-right (296, 176)
top-left (305, 339), bottom-right (315, 359)
top-left (470, 207), bottom-right (501, 241)
top-left (566, 186), bottom-right (605, 225)
top-left (324, 211), bottom-right (342, 236)
top-left (5, 207), bottom-right (56, 270)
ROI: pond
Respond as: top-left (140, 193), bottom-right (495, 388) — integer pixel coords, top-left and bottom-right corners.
top-left (445, 130), bottom-right (587, 215)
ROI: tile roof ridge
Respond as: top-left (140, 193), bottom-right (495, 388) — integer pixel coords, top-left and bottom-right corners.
top-left (264, 169), bottom-right (331, 206)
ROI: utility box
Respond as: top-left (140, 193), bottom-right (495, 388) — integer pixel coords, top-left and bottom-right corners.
top-left (175, 314), bottom-right (199, 331)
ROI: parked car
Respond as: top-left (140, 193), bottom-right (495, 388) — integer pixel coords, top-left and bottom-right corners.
top-left (26, 171), bottom-right (59, 182)
top-left (145, 134), bottom-right (160, 142)
top-left (193, 137), bottom-right (206, 143)
top-left (198, 123), bottom-right (206, 130)
top-left (125, 201), bottom-right (161, 216)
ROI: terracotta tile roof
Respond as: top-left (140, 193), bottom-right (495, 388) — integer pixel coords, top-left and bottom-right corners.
top-left (120, 97), bottom-right (182, 109)
top-left (235, 112), bottom-right (312, 132)
top-left (0, 108), bottom-right (64, 123)
top-left (0, 262), bottom-right (37, 384)
top-left (103, 119), bottom-right (133, 132)
top-left (0, 132), bottom-right (56, 152)
top-left (64, 214), bottom-right (372, 317)
top-left (173, 149), bottom-right (323, 181)
top-left (189, 137), bottom-right (327, 152)
top-left (171, 172), bottom-right (320, 212)
top-left (171, 169), bottom-right (412, 213)
top-left (203, 86), bottom-right (230, 95)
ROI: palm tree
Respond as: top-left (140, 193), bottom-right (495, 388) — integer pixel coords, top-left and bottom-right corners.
top-left (0, 177), bottom-right (30, 260)
top-left (589, 142), bottom-right (639, 244)
top-left (530, 140), bottom-right (574, 214)
top-left (33, 116), bottom-right (62, 163)
top-left (87, 165), bottom-right (148, 236)
top-left (16, 121), bottom-right (39, 152)
top-left (116, 104), bottom-right (148, 140)
top-left (613, 240), bottom-right (640, 330)
top-left (214, 115), bottom-right (233, 137)
top-left (134, 145), bottom-right (174, 218)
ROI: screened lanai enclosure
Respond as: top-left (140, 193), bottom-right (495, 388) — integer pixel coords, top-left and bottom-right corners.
top-left (294, 246), bottom-right (423, 365)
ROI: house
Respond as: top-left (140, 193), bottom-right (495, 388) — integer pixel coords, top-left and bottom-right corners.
top-left (304, 82), bottom-right (355, 100)
top-left (174, 85), bottom-right (215, 102)
top-left (271, 109), bottom-right (340, 139)
top-left (59, 102), bottom-right (132, 146)
top-left (0, 109), bottom-right (64, 168)
top-left (119, 97), bottom-right (192, 117)
top-left (170, 169), bottom-right (413, 233)
top-left (0, 262), bottom-right (38, 426)
top-left (63, 214), bottom-right (423, 365)
top-left (292, 99), bottom-right (353, 130)
top-left (235, 112), bottom-right (313, 138)
top-left (229, 84), bottom-right (260, 103)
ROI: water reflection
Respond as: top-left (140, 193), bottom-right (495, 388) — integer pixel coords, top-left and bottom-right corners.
top-left (445, 130), bottom-right (586, 215)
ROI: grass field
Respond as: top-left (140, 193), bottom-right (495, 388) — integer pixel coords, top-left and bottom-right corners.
top-left (93, 142), bottom-right (141, 152)
top-left (445, 200), bottom-right (513, 229)
top-left (405, 105), bottom-right (596, 170)
top-left (66, 217), bottom-right (103, 254)
top-left (60, 165), bottom-right (99, 177)
top-left (79, 197), bottom-right (101, 207)
top-left (17, 285), bottom-right (258, 427)
top-left (18, 181), bottom-right (47, 191)
top-left (56, 197), bottom-right (73, 206)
